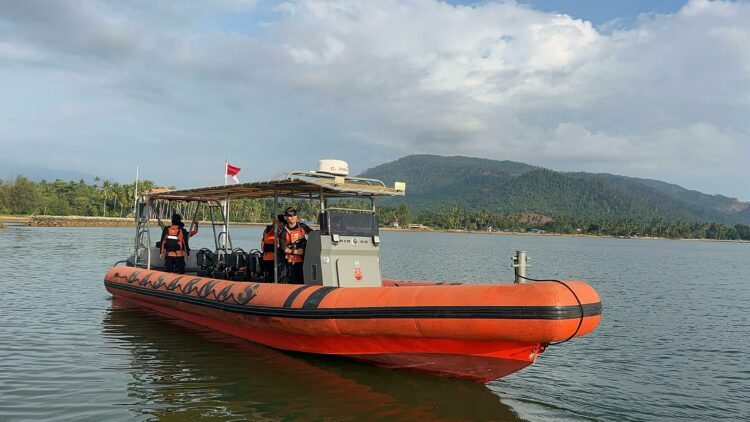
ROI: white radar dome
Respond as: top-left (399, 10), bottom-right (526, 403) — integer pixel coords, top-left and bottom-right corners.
top-left (317, 159), bottom-right (349, 176)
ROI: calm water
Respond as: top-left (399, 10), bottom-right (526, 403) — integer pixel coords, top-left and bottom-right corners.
top-left (0, 226), bottom-right (748, 421)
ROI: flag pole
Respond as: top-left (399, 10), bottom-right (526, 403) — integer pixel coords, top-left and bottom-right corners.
top-left (134, 164), bottom-right (139, 215)
top-left (223, 159), bottom-right (229, 251)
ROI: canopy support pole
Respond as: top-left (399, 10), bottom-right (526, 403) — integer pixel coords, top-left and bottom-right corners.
top-left (273, 187), bottom-right (279, 284)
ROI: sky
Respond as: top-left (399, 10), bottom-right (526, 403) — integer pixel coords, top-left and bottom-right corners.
top-left (1, 0), bottom-right (748, 200)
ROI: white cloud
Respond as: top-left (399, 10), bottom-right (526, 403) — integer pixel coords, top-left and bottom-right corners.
top-left (545, 123), bottom-right (635, 163)
top-left (0, 0), bottom-right (748, 199)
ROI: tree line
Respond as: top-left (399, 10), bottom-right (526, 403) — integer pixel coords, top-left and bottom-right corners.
top-left (0, 175), bottom-right (161, 217)
top-left (410, 204), bottom-right (750, 241)
top-left (1, 175), bottom-right (748, 241)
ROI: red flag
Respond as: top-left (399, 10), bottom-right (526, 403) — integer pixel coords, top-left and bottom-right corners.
top-left (226, 162), bottom-right (241, 184)
top-left (226, 163), bottom-right (241, 176)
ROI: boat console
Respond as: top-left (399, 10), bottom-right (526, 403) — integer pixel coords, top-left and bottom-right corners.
top-left (304, 210), bottom-right (382, 287)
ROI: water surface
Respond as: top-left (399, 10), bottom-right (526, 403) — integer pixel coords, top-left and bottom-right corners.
top-left (0, 226), bottom-right (747, 421)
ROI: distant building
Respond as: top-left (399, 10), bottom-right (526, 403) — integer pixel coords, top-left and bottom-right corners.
top-left (407, 224), bottom-right (430, 230)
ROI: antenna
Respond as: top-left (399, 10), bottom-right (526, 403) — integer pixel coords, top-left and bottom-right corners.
top-left (134, 165), bottom-right (139, 215)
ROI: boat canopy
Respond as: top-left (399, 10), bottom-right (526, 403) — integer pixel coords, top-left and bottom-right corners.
top-left (143, 171), bottom-right (405, 202)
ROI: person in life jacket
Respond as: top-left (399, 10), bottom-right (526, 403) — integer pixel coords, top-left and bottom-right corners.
top-left (260, 214), bottom-right (285, 282)
top-left (280, 207), bottom-right (311, 284)
top-left (159, 213), bottom-right (199, 274)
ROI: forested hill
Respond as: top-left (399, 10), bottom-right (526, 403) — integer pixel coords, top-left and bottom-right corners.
top-left (359, 155), bottom-right (750, 225)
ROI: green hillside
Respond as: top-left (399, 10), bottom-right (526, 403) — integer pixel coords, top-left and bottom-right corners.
top-left (360, 155), bottom-right (750, 225)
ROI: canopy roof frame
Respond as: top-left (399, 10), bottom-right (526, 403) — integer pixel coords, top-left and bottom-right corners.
top-left (142, 171), bottom-right (405, 203)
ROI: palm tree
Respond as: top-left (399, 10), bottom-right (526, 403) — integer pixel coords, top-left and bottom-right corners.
top-left (101, 180), bottom-right (111, 217)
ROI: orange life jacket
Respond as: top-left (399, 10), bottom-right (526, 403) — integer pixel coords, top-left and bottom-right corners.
top-left (261, 226), bottom-right (276, 261)
top-left (284, 224), bottom-right (307, 263)
top-left (162, 225), bottom-right (185, 257)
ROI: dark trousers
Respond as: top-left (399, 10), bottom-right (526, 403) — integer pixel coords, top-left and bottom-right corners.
top-left (261, 259), bottom-right (275, 282)
top-left (165, 255), bottom-right (186, 274)
top-left (286, 262), bottom-right (304, 284)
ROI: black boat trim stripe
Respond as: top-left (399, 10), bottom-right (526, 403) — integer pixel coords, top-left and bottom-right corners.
top-left (283, 285), bottom-right (313, 308)
top-left (105, 281), bottom-right (602, 320)
top-left (302, 286), bottom-right (338, 309)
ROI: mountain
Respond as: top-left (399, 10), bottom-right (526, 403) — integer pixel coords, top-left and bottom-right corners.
top-left (359, 155), bottom-right (750, 225)
top-left (570, 173), bottom-right (749, 214)
top-left (0, 158), bottom-right (97, 183)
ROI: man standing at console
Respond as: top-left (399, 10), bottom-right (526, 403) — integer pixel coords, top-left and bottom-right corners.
top-left (280, 207), bottom-right (311, 284)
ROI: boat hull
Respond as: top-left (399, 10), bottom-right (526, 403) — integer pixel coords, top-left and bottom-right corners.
top-left (105, 266), bottom-right (602, 382)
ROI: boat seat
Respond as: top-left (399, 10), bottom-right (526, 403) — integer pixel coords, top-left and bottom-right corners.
top-left (196, 248), bottom-right (215, 276)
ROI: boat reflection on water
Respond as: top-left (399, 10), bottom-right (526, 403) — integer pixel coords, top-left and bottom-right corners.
top-left (103, 300), bottom-right (521, 421)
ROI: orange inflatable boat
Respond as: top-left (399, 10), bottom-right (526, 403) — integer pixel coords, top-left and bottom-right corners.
top-left (104, 267), bottom-right (600, 381)
top-left (106, 161), bottom-right (602, 382)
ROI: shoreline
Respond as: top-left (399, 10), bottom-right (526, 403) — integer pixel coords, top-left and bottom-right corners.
top-left (1, 215), bottom-right (746, 243)
top-left (380, 227), bottom-right (747, 243)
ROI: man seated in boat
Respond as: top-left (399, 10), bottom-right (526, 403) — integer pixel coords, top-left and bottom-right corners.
top-left (280, 207), bottom-right (311, 284)
top-left (159, 213), bottom-right (198, 274)
top-left (261, 214), bottom-right (285, 282)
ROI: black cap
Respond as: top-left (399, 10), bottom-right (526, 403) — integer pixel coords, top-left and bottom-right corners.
top-left (284, 207), bottom-right (297, 215)
top-left (171, 213), bottom-right (182, 225)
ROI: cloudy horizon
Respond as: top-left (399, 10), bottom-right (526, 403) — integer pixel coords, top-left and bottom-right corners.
top-left (1, 0), bottom-right (748, 200)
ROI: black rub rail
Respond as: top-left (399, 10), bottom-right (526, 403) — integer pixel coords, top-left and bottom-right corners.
top-left (105, 280), bottom-right (602, 321)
